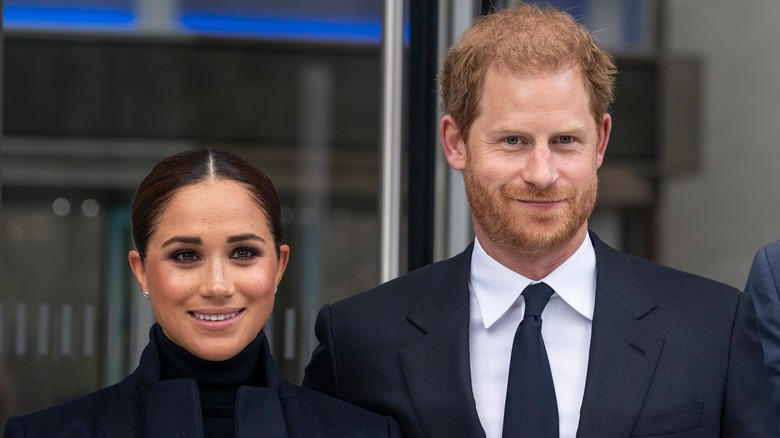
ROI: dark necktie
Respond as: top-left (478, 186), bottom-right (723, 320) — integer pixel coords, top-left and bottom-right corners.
top-left (502, 282), bottom-right (558, 438)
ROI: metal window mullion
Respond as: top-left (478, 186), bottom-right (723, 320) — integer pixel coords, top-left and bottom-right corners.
top-left (379, 0), bottom-right (405, 283)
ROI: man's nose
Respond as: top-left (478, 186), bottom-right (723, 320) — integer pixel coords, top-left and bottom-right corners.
top-left (521, 144), bottom-right (557, 189)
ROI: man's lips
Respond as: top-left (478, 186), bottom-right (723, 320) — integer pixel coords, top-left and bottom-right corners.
top-left (519, 198), bottom-right (565, 205)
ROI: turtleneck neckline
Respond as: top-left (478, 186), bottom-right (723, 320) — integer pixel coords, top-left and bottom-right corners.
top-left (155, 324), bottom-right (268, 389)
top-left (153, 324), bottom-right (269, 436)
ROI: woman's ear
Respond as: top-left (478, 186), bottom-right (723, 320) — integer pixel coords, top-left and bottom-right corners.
top-left (128, 250), bottom-right (147, 292)
top-left (275, 245), bottom-right (290, 287)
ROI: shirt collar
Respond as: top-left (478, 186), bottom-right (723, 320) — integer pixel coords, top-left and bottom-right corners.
top-left (471, 233), bottom-right (597, 329)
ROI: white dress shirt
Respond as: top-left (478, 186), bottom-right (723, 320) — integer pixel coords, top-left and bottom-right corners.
top-left (469, 235), bottom-right (596, 438)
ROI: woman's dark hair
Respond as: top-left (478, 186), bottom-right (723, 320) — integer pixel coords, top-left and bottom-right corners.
top-left (131, 148), bottom-right (283, 260)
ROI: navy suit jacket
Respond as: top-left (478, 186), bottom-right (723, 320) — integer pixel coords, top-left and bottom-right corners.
top-left (304, 232), bottom-right (778, 437)
top-left (744, 239), bottom-right (780, 431)
top-left (4, 327), bottom-right (400, 438)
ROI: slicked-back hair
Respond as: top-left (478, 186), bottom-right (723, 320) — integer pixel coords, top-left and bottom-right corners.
top-left (440, 3), bottom-right (617, 142)
top-left (131, 148), bottom-right (283, 260)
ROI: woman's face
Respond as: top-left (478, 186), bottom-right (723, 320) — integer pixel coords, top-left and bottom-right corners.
top-left (128, 179), bottom-right (289, 361)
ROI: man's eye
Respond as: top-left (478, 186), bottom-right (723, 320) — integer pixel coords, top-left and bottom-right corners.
top-left (506, 136), bottom-right (520, 145)
top-left (559, 135), bottom-right (574, 144)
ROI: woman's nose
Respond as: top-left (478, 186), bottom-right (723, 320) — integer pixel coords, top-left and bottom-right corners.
top-left (202, 259), bottom-right (232, 297)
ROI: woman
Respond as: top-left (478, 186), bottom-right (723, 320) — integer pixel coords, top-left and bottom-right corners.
top-left (4, 149), bottom-right (400, 437)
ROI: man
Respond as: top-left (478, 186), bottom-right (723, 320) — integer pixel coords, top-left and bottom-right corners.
top-left (744, 240), bottom-right (780, 431)
top-left (304, 4), bottom-right (778, 437)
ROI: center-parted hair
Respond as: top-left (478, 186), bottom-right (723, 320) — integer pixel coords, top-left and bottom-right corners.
top-left (439, 4), bottom-right (617, 142)
top-left (131, 148), bottom-right (283, 260)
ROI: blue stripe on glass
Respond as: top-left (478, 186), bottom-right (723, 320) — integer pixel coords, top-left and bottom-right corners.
top-left (3, 6), bottom-right (404, 44)
top-left (4, 6), bottom-right (136, 28)
top-left (179, 13), bottom-right (384, 44)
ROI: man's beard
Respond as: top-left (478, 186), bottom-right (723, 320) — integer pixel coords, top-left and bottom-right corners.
top-left (464, 166), bottom-right (598, 260)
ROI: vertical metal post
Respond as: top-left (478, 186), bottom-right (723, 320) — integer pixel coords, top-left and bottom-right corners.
top-left (297, 63), bottom-right (333, 378)
top-left (137, 0), bottom-right (178, 34)
top-left (434, 0), bottom-right (479, 261)
top-left (407, 0), bottom-right (439, 273)
top-left (0, 0), bottom-right (4, 285)
top-left (104, 206), bottom-right (130, 384)
top-left (380, 0), bottom-right (404, 283)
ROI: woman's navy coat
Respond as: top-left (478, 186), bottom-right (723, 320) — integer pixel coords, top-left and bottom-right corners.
top-left (4, 328), bottom-right (399, 437)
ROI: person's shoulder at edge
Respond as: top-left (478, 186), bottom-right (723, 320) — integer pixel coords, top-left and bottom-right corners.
top-left (758, 239), bottom-right (780, 252)
top-left (750, 239), bottom-right (780, 265)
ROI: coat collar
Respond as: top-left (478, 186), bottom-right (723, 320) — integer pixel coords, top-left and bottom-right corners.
top-left (130, 326), bottom-right (290, 437)
top-left (143, 381), bottom-right (289, 437)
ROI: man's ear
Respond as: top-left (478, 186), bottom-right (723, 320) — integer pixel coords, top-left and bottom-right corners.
top-left (441, 115), bottom-right (467, 171)
top-left (595, 113), bottom-right (612, 169)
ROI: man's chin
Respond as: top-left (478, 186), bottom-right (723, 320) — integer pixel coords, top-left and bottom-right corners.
top-left (501, 224), bottom-right (584, 259)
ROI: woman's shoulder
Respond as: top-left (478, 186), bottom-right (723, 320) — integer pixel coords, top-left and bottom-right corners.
top-left (3, 382), bottom-right (138, 437)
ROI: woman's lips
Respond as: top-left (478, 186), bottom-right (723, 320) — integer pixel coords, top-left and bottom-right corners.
top-left (188, 309), bottom-right (245, 328)
top-left (191, 311), bottom-right (240, 321)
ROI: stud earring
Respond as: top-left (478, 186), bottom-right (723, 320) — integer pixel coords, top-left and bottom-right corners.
top-left (142, 291), bottom-right (150, 300)
top-left (274, 286), bottom-right (278, 294)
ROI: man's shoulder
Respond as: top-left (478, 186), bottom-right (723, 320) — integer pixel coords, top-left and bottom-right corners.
top-left (280, 380), bottom-right (399, 436)
top-left (331, 246), bottom-right (472, 311)
top-left (286, 381), bottom-right (383, 415)
top-left (595, 236), bottom-right (740, 302)
top-left (596, 236), bottom-right (740, 307)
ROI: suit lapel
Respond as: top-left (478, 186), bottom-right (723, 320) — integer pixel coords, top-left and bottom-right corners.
top-left (576, 234), bottom-right (664, 437)
top-left (400, 244), bottom-right (486, 438)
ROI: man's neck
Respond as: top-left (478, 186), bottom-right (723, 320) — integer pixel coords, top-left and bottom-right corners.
top-left (474, 227), bottom-right (589, 281)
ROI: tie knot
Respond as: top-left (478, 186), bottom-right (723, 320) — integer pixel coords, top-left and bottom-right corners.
top-left (522, 282), bottom-right (554, 318)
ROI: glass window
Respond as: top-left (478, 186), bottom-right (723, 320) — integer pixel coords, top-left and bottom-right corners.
top-left (1, 0), bottom-right (385, 423)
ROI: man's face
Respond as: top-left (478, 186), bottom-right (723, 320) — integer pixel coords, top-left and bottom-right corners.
top-left (454, 66), bottom-right (610, 260)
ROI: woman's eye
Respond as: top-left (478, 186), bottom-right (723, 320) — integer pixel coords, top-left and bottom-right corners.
top-left (558, 135), bottom-right (574, 144)
top-left (172, 251), bottom-right (199, 263)
top-left (232, 248), bottom-right (258, 260)
top-left (506, 136), bottom-right (520, 145)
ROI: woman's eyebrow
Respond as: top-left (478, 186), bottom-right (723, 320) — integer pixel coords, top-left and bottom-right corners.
top-left (161, 236), bottom-right (202, 248)
top-left (227, 233), bottom-right (265, 244)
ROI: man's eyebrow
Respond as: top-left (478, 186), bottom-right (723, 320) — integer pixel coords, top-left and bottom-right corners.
top-left (492, 121), bottom-right (589, 134)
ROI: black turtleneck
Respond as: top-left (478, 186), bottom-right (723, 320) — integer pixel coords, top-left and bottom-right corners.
top-left (154, 325), bottom-right (268, 437)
